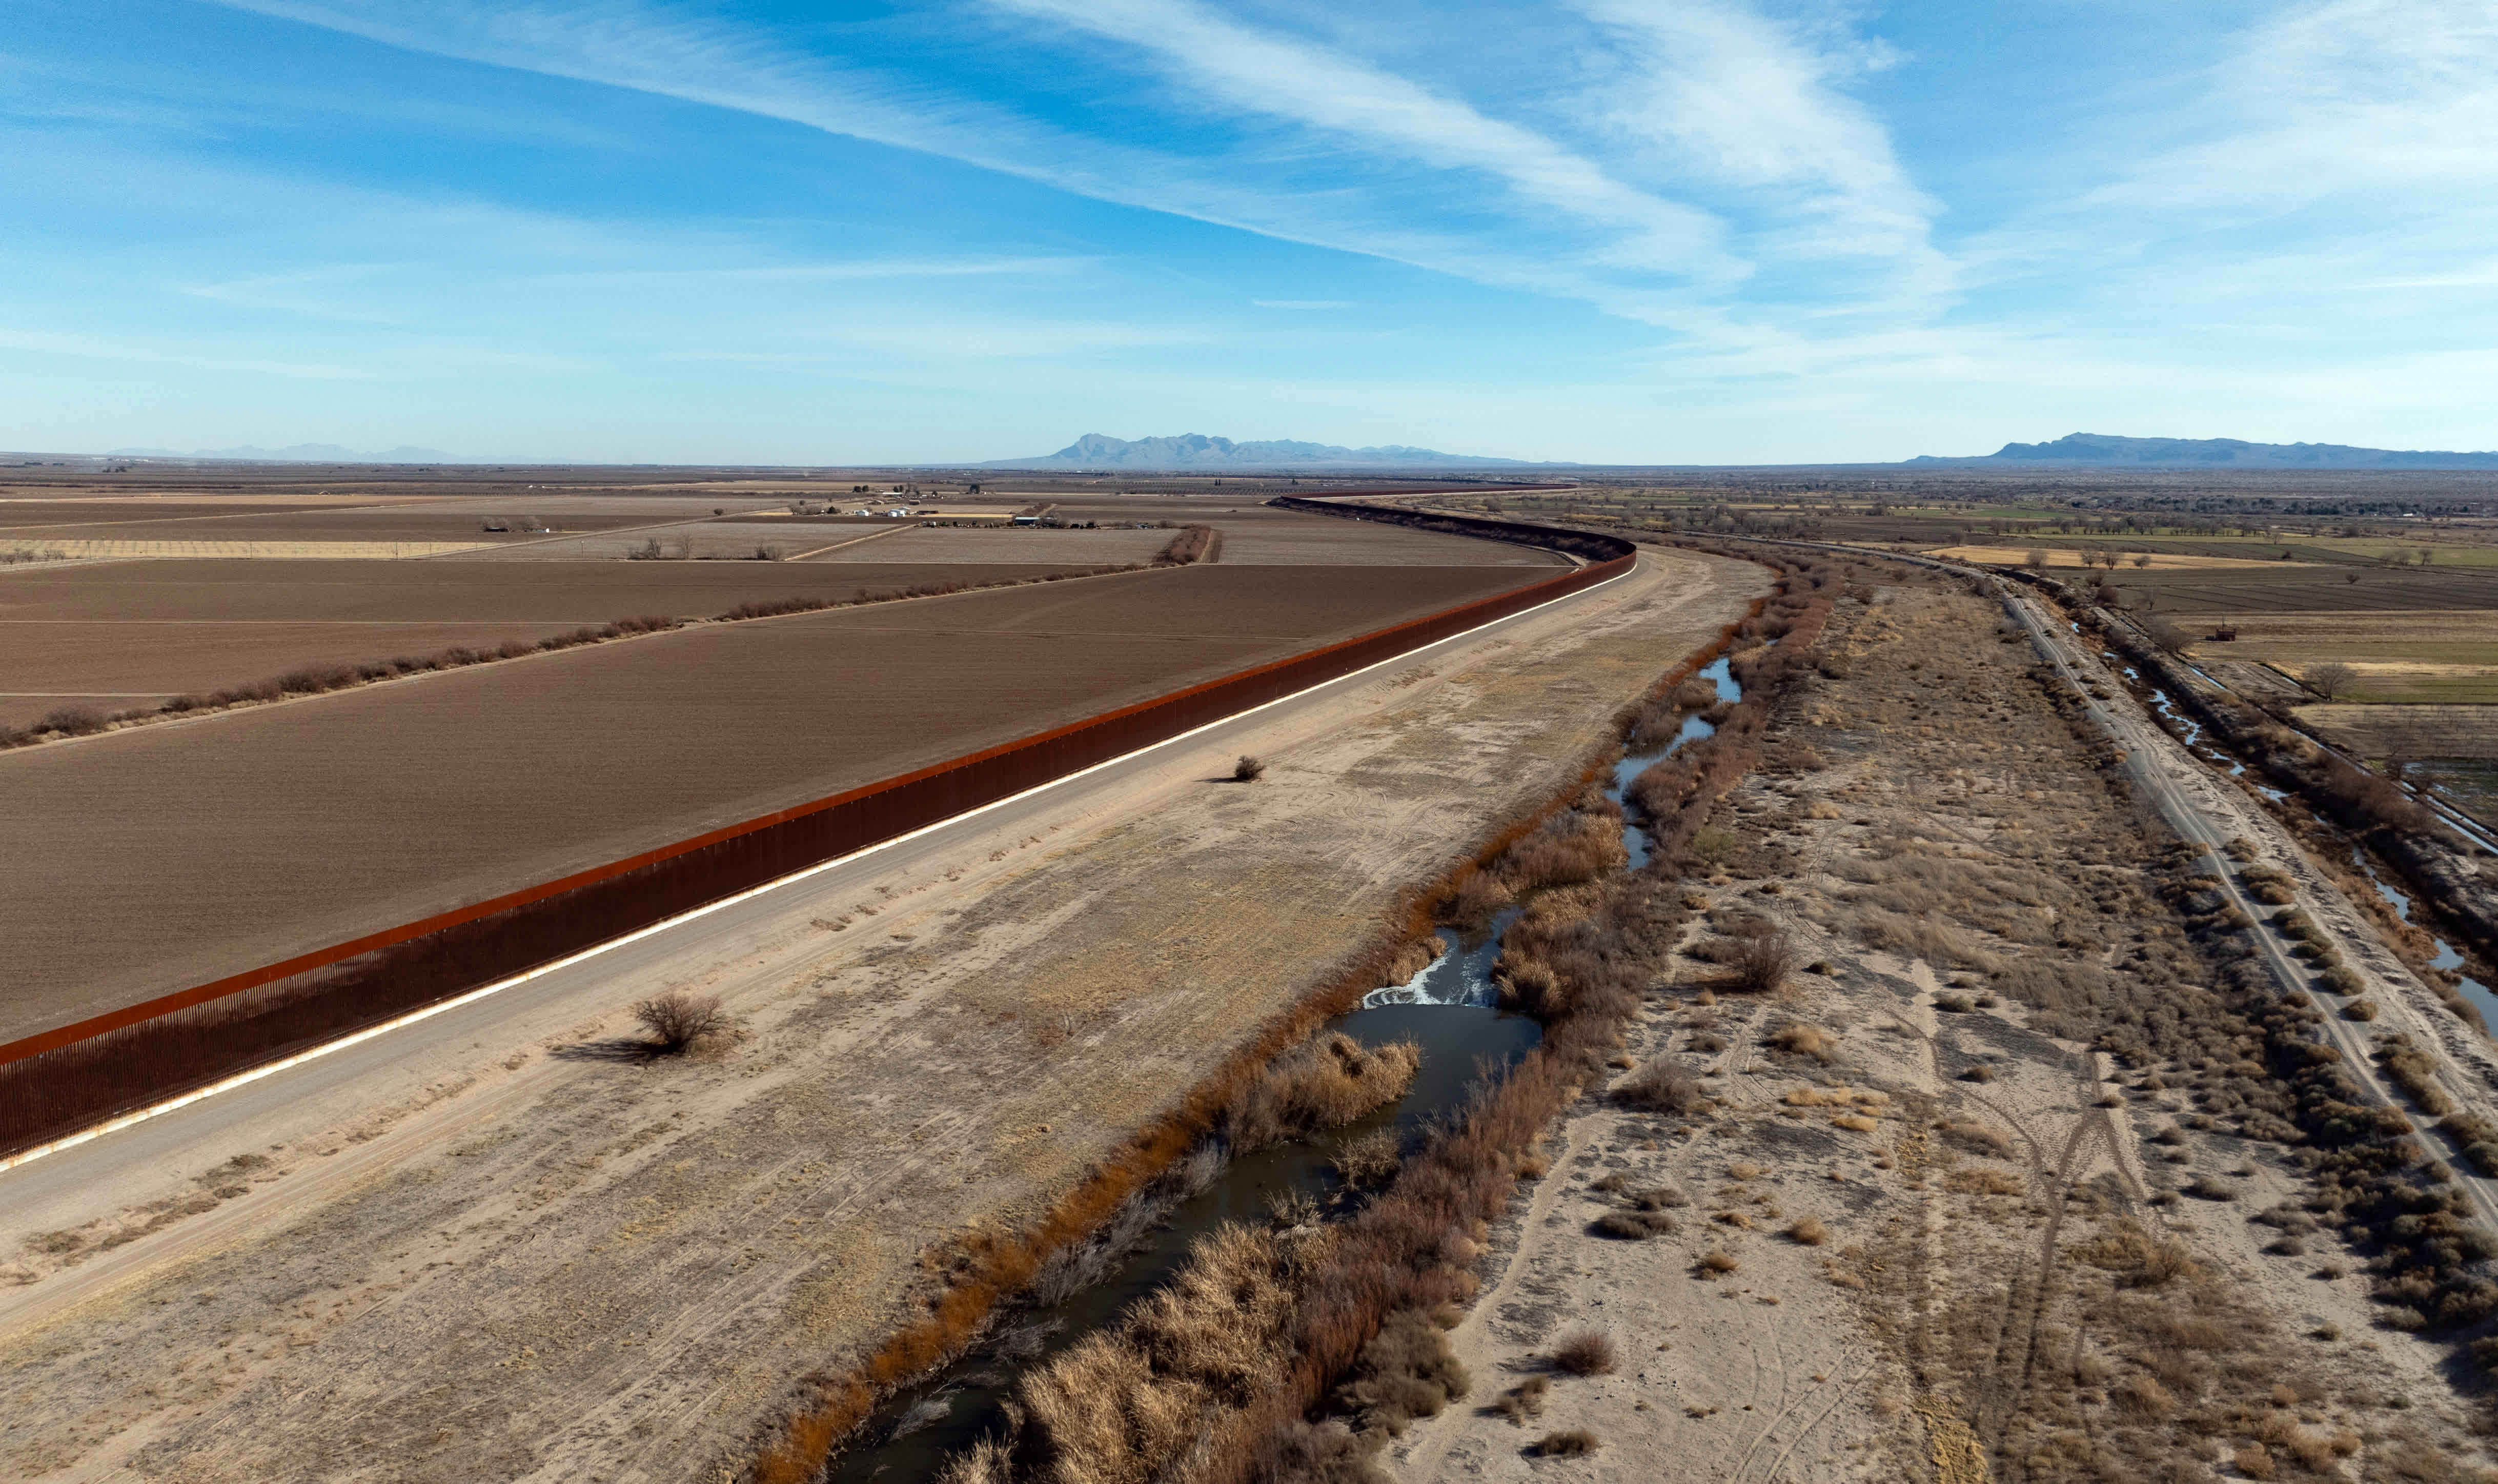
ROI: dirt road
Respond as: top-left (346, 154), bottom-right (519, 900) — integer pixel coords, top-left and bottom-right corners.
top-left (2001, 583), bottom-right (2498, 1233)
top-left (0, 548), bottom-right (1760, 1483)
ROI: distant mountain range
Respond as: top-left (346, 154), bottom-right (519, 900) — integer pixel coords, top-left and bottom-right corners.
top-left (1910, 432), bottom-right (2498, 470)
top-left (109, 443), bottom-right (459, 464)
top-left (984, 433), bottom-right (1574, 471)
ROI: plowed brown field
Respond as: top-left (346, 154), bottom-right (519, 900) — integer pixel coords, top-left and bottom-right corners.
top-left (0, 561), bottom-right (1125, 725)
top-left (0, 563), bottom-right (1554, 1041)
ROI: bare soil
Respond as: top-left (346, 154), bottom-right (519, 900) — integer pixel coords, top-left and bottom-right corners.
top-left (0, 562), bottom-right (1113, 726)
top-left (0, 549), bottom-right (1760, 1484)
top-left (1389, 582), bottom-right (2494, 1484)
top-left (0, 563), bottom-right (1564, 1042)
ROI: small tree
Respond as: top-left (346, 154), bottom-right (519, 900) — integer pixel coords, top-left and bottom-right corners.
top-left (1232, 754), bottom-right (1266, 782)
top-left (2309, 662), bottom-right (2356, 700)
top-left (2131, 553), bottom-right (2152, 568)
top-left (2023, 548), bottom-right (2048, 569)
top-left (634, 991), bottom-right (724, 1053)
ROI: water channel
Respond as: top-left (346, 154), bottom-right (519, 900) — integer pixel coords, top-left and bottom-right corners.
top-left (825, 655), bottom-right (1742, 1480)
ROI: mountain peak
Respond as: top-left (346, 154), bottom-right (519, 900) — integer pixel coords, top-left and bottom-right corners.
top-left (985, 433), bottom-right (1571, 471)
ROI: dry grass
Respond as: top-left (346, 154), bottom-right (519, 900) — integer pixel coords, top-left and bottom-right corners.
top-left (1696, 1249), bottom-right (1741, 1277)
top-left (1229, 1035), bottom-right (1423, 1150)
top-left (1331, 1128), bottom-right (1403, 1189)
top-left (1785, 1216), bottom-right (1830, 1245)
top-left (1549, 1330), bottom-right (1617, 1376)
top-left (1766, 1021), bottom-right (1837, 1063)
top-left (1614, 1056), bottom-right (1705, 1113)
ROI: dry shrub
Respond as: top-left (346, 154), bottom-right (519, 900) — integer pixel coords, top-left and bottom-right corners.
top-left (1767, 1022), bottom-right (1836, 1063)
top-left (1440, 871), bottom-right (1512, 926)
top-left (2111, 1372), bottom-right (2176, 1418)
top-left (1614, 1057), bottom-right (1704, 1113)
top-left (1785, 1216), bottom-right (1830, 1245)
top-left (632, 991), bottom-right (724, 1052)
top-left (1494, 807), bottom-right (1627, 893)
top-left (1550, 1330), bottom-right (1617, 1376)
top-left (1937, 1119), bottom-right (2012, 1159)
top-left (1495, 959), bottom-right (1569, 1020)
top-left (1831, 1113), bottom-right (1880, 1132)
top-left (1232, 754), bottom-right (1267, 782)
top-left (1229, 1035), bottom-right (1421, 1149)
top-left (1959, 1063), bottom-right (1996, 1083)
top-left (1942, 1168), bottom-right (2023, 1196)
top-left (1696, 1249), bottom-right (1740, 1277)
top-left (1332, 1128), bottom-right (1403, 1189)
top-left (1336, 1308), bottom-right (1471, 1436)
top-left (1020, 1223), bottom-right (1306, 1477)
top-left (2233, 1441), bottom-right (2276, 1480)
top-left (1492, 1375), bottom-right (1549, 1425)
top-left (1532, 1430), bottom-right (1599, 1457)
top-left (1592, 1208), bottom-right (1676, 1241)
top-left (1720, 930), bottom-right (1796, 994)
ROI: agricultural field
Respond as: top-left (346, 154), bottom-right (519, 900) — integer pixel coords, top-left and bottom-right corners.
top-left (0, 560), bottom-right (1123, 728)
top-left (2187, 612), bottom-right (2498, 704)
top-left (0, 559), bottom-right (1569, 1042)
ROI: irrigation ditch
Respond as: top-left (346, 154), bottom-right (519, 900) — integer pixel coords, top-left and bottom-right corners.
top-left (747, 543), bottom-right (1852, 1483)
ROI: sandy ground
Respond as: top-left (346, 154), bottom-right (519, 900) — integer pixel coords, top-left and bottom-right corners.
top-left (1387, 581), bottom-right (2492, 1484)
top-left (0, 548), bottom-right (1761, 1482)
top-left (1926, 546), bottom-right (2308, 571)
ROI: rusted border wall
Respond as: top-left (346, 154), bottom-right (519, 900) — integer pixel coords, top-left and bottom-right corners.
top-left (1, 510), bottom-right (1631, 1153)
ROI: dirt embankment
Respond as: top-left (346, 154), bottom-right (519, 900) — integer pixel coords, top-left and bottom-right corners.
top-left (0, 549), bottom-right (1762, 1482)
top-left (1380, 580), bottom-right (2492, 1483)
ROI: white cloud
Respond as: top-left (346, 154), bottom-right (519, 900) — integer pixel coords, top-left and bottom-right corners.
top-left (1571, 0), bottom-right (1940, 274)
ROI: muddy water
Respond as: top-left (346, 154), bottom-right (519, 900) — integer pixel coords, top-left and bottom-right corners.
top-left (825, 658), bottom-right (1737, 1480)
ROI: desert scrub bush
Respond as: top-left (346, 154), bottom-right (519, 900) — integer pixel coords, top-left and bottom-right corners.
top-left (632, 990), bottom-right (724, 1052)
top-left (1531, 1430), bottom-right (1599, 1457)
top-left (1785, 1216), bottom-right (1830, 1245)
top-left (1766, 1021), bottom-right (1837, 1063)
top-left (2374, 1034), bottom-right (2454, 1116)
top-left (1614, 1056), bottom-right (1704, 1113)
top-left (1937, 1119), bottom-right (2013, 1159)
top-left (1959, 1063), bottom-right (1996, 1083)
top-left (1335, 1307), bottom-right (1471, 1436)
top-left (1232, 754), bottom-right (1267, 782)
top-left (1229, 1034), bottom-right (1421, 1149)
top-left (1492, 1375), bottom-right (1549, 1425)
top-left (1591, 1184), bottom-right (1682, 1239)
top-left (1696, 1249), bottom-right (1741, 1277)
top-left (1550, 1329), bottom-right (1617, 1376)
top-left (1332, 1128), bottom-right (1403, 1189)
top-left (2343, 998), bottom-right (2379, 1021)
top-left (1721, 930), bottom-right (1795, 994)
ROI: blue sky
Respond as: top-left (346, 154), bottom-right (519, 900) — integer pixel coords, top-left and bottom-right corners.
top-left (4, 0), bottom-right (2494, 464)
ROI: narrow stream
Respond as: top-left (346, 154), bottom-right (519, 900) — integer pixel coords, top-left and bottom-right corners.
top-left (2346, 847), bottom-right (2498, 1027)
top-left (824, 657), bottom-right (1740, 1480)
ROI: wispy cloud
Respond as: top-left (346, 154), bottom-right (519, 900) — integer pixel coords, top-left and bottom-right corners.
top-left (211, 0), bottom-right (1959, 338)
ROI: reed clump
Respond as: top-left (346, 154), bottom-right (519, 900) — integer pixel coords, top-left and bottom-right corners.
top-left (1227, 1035), bottom-right (1423, 1150)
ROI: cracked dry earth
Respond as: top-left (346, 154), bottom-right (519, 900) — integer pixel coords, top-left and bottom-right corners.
top-left (1388, 581), bottom-right (2496, 1484)
top-left (0, 549), bottom-right (1759, 1484)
